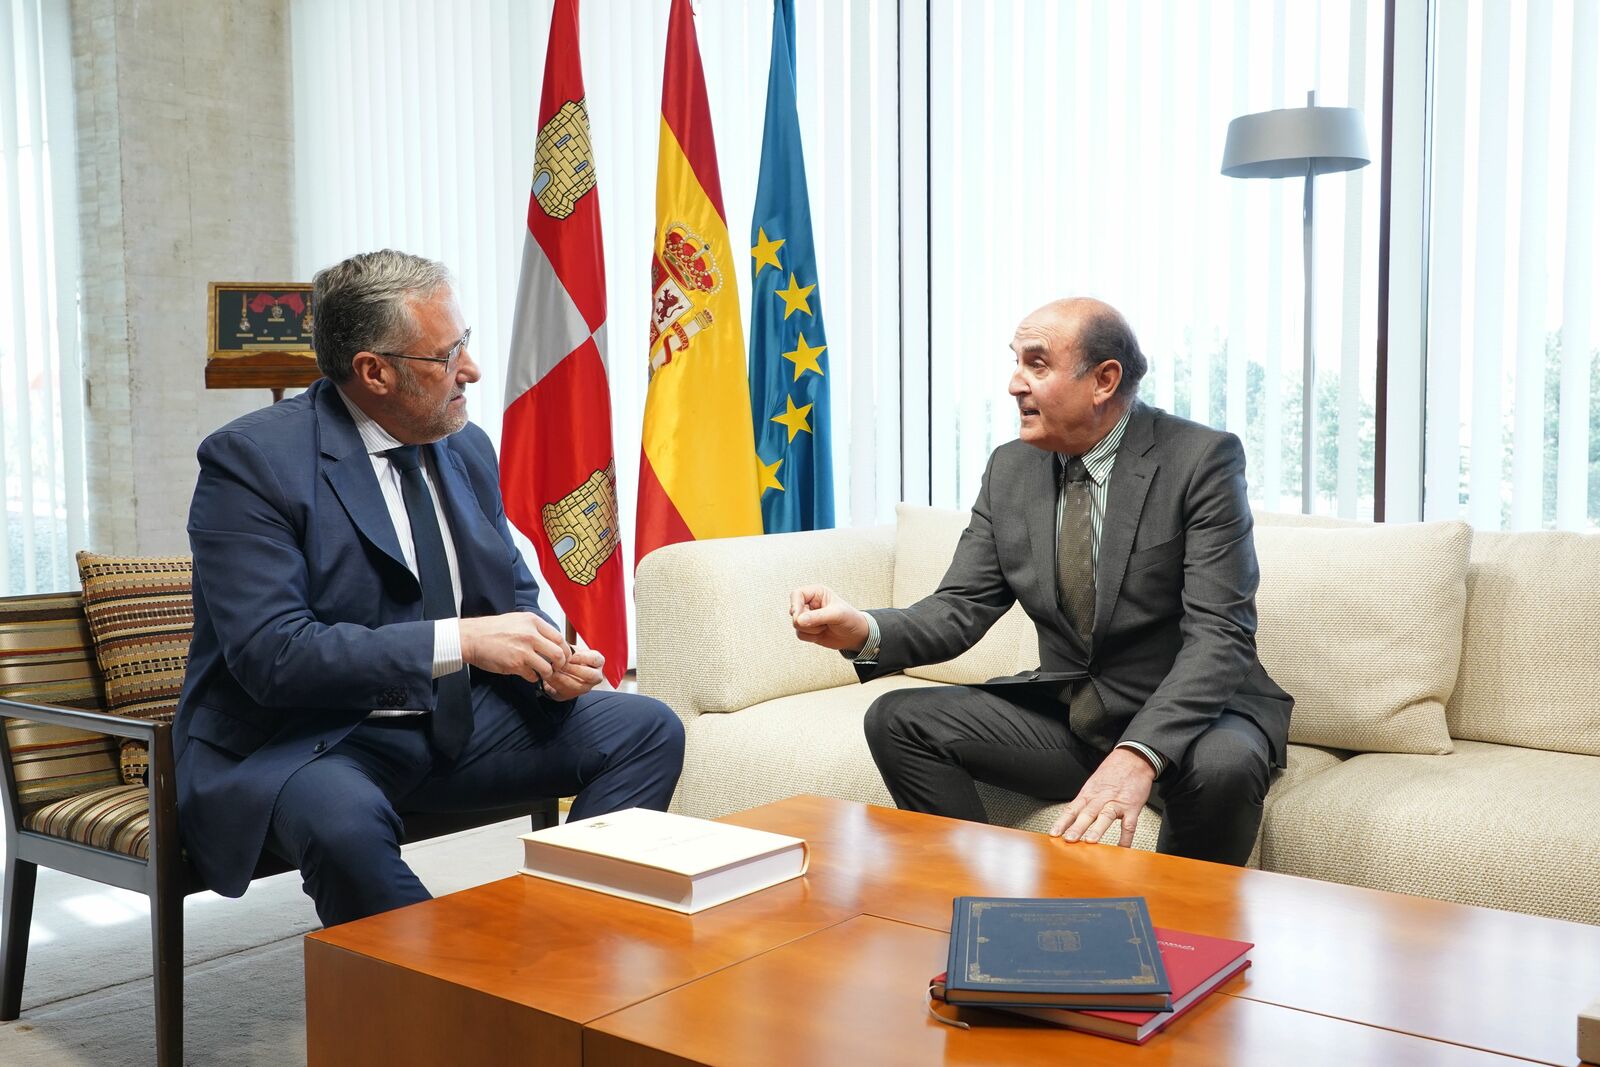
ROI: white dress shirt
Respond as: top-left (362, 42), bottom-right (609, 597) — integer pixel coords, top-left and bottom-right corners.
top-left (335, 387), bottom-right (465, 716)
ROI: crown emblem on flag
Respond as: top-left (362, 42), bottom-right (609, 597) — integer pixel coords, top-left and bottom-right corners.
top-left (660, 222), bottom-right (722, 295)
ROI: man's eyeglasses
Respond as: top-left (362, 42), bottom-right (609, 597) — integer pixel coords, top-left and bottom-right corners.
top-left (376, 328), bottom-right (472, 370)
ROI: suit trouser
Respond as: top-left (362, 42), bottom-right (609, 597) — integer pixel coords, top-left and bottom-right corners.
top-left (863, 683), bottom-right (1273, 866)
top-left (266, 686), bottom-right (684, 926)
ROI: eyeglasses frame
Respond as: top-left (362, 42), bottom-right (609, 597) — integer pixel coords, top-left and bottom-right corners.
top-left (373, 327), bottom-right (472, 371)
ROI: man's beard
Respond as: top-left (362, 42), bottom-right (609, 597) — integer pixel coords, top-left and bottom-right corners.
top-left (395, 365), bottom-right (468, 440)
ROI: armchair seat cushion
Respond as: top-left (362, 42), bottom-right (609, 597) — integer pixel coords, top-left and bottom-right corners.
top-left (25, 783), bottom-right (151, 859)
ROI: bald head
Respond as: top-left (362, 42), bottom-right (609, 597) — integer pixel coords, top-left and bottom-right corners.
top-left (1021, 297), bottom-right (1147, 400)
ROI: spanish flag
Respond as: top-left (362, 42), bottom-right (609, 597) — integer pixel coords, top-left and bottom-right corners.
top-left (637, 0), bottom-right (763, 564)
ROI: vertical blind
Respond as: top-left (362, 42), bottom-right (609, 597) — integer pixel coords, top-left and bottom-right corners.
top-left (926, 0), bottom-right (1386, 520)
top-left (0, 0), bottom-right (85, 596)
top-left (1423, 0), bottom-right (1600, 531)
top-left (291, 0), bottom-right (900, 638)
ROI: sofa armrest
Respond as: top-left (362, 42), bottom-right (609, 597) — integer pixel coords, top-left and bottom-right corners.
top-left (635, 525), bottom-right (895, 719)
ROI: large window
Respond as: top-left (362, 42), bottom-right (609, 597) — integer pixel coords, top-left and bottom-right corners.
top-left (0, 0), bottom-right (85, 596)
top-left (924, 0), bottom-right (1386, 519)
top-left (1421, 0), bottom-right (1599, 531)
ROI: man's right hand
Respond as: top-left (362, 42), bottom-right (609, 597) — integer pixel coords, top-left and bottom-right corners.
top-left (789, 585), bottom-right (871, 652)
top-left (459, 612), bottom-right (569, 684)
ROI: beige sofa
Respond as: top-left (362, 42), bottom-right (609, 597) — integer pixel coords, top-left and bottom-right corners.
top-left (635, 506), bottom-right (1600, 926)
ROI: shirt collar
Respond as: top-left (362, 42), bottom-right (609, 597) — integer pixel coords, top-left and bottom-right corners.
top-left (1060, 403), bottom-right (1134, 487)
top-left (335, 385), bottom-right (405, 456)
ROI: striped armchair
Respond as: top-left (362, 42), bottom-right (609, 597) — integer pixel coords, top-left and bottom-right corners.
top-left (0, 577), bottom-right (558, 1067)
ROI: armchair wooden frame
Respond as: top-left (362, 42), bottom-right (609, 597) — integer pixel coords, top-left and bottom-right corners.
top-left (0, 694), bottom-right (557, 1067)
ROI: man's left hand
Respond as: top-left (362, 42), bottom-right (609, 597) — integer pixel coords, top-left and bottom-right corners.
top-left (1048, 748), bottom-right (1157, 848)
top-left (543, 648), bottom-right (606, 702)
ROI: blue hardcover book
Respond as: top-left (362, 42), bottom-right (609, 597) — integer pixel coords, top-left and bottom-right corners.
top-left (944, 896), bottom-right (1172, 1010)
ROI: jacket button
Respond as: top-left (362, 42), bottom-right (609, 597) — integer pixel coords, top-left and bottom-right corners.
top-left (314, 741), bottom-right (326, 753)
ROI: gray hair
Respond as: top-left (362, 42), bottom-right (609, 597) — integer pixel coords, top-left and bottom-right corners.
top-left (312, 250), bottom-right (453, 382)
top-left (1073, 305), bottom-right (1148, 399)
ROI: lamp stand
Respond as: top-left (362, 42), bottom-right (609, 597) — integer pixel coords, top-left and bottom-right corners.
top-left (1300, 90), bottom-right (1316, 514)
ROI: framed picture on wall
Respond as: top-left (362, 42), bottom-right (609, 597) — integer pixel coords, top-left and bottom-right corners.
top-left (205, 282), bottom-right (321, 397)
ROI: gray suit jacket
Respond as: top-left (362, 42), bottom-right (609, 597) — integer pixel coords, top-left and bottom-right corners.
top-left (858, 400), bottom-right (1292, 770)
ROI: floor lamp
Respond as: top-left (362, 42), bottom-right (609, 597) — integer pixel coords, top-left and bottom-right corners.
top-left (1221, 93), bottom-right (1369, 514)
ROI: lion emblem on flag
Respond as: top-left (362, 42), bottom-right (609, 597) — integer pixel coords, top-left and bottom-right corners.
top-left (647, 221), bottom-right (723, 376)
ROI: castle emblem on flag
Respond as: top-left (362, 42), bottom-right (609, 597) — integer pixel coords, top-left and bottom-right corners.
top-left (540, 462), bottom-right (620, 586)
top-left (531, 99), bottom-right (596, 220)
top-left (648, 222), bottom-right (723, 376)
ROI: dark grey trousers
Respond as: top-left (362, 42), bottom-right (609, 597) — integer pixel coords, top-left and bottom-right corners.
top-left (863, 683), bottom-right (1273, 865)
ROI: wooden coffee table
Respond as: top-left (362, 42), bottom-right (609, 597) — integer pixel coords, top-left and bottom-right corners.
top-left (305, 795), bottom-right (1600, 1065)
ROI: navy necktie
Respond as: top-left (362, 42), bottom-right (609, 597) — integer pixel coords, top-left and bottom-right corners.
top-left (387, 445), bottom-right (472, 759)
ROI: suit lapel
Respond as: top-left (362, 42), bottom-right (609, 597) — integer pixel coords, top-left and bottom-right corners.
top-left (431, 440), bottom-right (513, 615)
top-left (1092, 401), bottom-right (1158, 647)
top-left (316, 382), bottom-right (415, 586)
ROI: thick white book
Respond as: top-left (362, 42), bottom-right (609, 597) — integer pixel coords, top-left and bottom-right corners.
top-left (517, 807), bottom-right (810, 914)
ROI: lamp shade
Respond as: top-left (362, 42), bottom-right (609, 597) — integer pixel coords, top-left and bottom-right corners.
top-left (1220, 105), bottom-right (1370, 178)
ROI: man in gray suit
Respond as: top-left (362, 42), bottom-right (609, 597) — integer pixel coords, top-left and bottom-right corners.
top-left (790, 297), bottom-right (1291, 865)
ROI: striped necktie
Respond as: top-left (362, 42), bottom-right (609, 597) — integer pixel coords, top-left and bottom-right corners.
top-left (1056, 456), bottom-right (1095, 640)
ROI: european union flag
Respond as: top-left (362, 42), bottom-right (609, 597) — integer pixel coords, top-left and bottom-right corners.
top-left (748, 0), bottom-right (833, 532)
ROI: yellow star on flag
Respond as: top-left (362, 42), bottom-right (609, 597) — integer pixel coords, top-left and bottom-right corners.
top-left (770, 395), bottom-right (814, 442)
top-left (782, 332), bottom-right (827, 380)
top-left (751, 228), bottom-right (785, 276)
top-left (757, 455), bottom-right (785, 493)
top-left (774, 273), bottom-right (816, 319)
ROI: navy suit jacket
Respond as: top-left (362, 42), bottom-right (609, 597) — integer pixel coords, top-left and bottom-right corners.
top-left (175, 378), bottom-right (552, 897)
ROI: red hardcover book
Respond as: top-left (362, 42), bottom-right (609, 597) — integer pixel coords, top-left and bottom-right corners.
top-left (931, 927), bottom-right (1252, 1044)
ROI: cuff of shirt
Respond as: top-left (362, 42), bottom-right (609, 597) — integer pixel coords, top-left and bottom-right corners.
top-left (432, 618), bottom-right (464, 678)
top-left (1115, 740), bottom-right (1167, 776)
top-left (840, 613), bottom-right (882, 664)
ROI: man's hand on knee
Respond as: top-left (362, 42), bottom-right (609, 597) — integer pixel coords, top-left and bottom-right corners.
top-left (1048, 748), bottom-right (1156, 848)
top-left (545, 647), bottom-right (605, 702)
top-left (459, 612), bottom-right (570, 683)
top-left (789, 584), bottom-right (870, 652)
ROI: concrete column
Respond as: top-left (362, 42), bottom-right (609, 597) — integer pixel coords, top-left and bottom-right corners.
top-left (70, 0), bottom-right (294, 554)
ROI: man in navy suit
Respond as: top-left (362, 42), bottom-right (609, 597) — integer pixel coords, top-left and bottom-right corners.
top-left (175, 249), bottom-right (683, 925)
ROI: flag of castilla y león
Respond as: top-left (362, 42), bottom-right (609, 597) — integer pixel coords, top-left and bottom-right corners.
top-left (636, 0), bottom-right (764, 565)
top-left (500, 0), bottom-right (626, 686)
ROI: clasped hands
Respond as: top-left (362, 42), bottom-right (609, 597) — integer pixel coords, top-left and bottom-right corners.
top-left (458, 612), bottom-right (604, 701)
top-left (787, 583), bottom-right (1154, 849)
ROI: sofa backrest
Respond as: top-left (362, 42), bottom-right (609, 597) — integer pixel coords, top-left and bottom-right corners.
top-left (891, 505), bottom-right (1039, 685)
top-left (1447, 530), bottom-right (1600, 756)
top-left (634, 525), bottom-right (897, 717)
top-left (891, 505), bottom-right (1477, 757)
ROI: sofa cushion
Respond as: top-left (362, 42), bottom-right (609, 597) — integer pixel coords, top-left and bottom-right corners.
top-left (671, 676), bottom-right (933, 819)
top-left (976, 742), bottom-right (1348, 866)
top-left (1258, 740), bottom-right (1600, 925)
top-left (77, 553), bottom-right (194, 785)
top-left (1252, 521), bottom-right (1470, 755)
top-left (892, 505), bottom-right (1039, 685)
top-left (0, 591), bottom-right (120, 814)
top-left (1447, 531), bottom-right (1600, 756)
top-left (672, 671), bottom-right (1347, 868)
top-left (75, 553), bottom-right (193, 726)
top-left (25, 783), bottom-right (150, 859)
